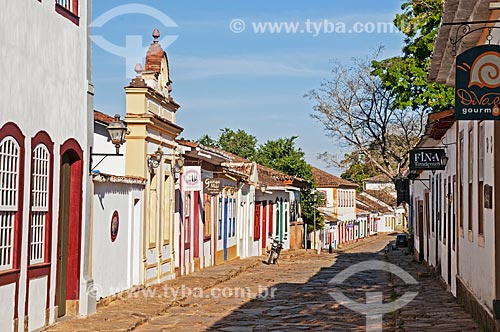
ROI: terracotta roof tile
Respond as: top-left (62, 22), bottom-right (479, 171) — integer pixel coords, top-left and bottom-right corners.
top-left (312, 167), bottom-right (357, 188)
top-left (363, 190), bottom-right (396, 207)
top-left (356, 194), bottom-right (392, 214)
top-left (425, 109), bottom-right (455, 140)
top-left (94, 110), bottom-right (114, 124)
top-left (363, 174), bottom-right (392, 183)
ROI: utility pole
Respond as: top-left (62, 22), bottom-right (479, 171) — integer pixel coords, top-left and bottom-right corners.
top-left (304, 220), bottom-right (307, 251)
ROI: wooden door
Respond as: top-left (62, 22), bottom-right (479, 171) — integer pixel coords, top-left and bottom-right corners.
top-left (418, 200), bottom-right (424, 261)
top-left (261, 202), bottom-right (267, 249)
top-left (254, 202), bottom-right (261, 242)
top-left (56, 157), bottom-right (70, 317)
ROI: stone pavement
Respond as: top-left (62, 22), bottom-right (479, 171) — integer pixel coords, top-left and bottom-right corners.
top-left (43, 250), bottom-right (316, 332)
top-left (386, 248), bottom-right (480, 332)
top-left (134, 234), bottom-right (395, 332)
top-left (43, 234), bottom-right (481, 332)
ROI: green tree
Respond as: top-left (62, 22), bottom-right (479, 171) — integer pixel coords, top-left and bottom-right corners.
top-left (339, 152), bottom-right (379, 192)
top-left (197, 128), bottom-right (257, 160)
top-left (371, 0), bottom-right (454, 112)
top-left (256, 137), bottom-right (311, 180)
top-left (197, 134), bottom-right (218, 148)
top-left (256, 137), bottom-right (324, 230)
top-left (218, 128), bottom-right (257, 160)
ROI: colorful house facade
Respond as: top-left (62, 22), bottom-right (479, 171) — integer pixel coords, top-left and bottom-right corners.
top-left (311, 167), bottom-right (358, 248)
top-left (124, 30), bottom-right (183, 285)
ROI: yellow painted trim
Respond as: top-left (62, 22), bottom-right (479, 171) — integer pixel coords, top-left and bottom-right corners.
top-left (145, 277), bottom-right (157, 285)
top-left (227, 245), bottom-right (238, 261)
top-left (160, 271), bottom-right (174, 278)
top-left (146, 262), bottom-right (158, 270)
top-left (215, 250), bottom-right (224, 264)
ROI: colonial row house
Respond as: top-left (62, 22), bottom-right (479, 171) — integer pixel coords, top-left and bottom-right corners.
top-left (87, 30), bottom-right (307, 307)
top-left (356, 192), bottom-right (392, 234)
top-left (255, 164), bottom-right (306, 252)
top-left (311, 167), bottom-right (358, 249)
top-left (409, 0), bottom-right (500, 330)
top-left (91, 123), bottom-right (306, 286)
top-left (0, 0), bottom-right (96, 331)
top-left (90, 29), bottom-right (183, 296)
top-left (361, 174), bottom-right (407, 232)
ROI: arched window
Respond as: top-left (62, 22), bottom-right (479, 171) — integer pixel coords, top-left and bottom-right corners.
top-left (0, 137), bottom-right (20, 271)
top-left (29, 144), bottom-right (50, 264)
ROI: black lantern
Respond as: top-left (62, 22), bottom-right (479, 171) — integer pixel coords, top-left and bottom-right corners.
top-left (106, 114), bottom-right (127, 154)
top-left (90, 114), bottom-right (128, 173)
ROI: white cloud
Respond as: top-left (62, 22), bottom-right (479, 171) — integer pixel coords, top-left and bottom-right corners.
top-left (170, 54), bottom-right (328, 80)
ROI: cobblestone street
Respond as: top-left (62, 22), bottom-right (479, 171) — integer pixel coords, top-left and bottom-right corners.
top-left (44, 234), bottom-right (480, 332)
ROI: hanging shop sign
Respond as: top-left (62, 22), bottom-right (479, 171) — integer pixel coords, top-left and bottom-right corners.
top-left (203, 177), bottom-right (222, 196)
top-left (456, 44), bottom-right (500, 120)
top-left (409, 149), bottom-right (447, 171)
top-left (182, 166), bottom-right (202, 191)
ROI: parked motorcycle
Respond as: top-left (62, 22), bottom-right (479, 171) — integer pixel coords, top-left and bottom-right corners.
top-left (267, 237), bottom-right (286, 264)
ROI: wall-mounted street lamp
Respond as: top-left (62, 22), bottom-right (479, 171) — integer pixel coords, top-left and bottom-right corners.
top-left (90, 114), bottom-right (127, 173)
top-left (147, 146), bottom-right (164, 170)
top-left (147, 146), bottom-right (185, 174)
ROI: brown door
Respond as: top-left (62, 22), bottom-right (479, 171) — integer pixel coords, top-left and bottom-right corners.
top-left (418, 200), bottom-right (424, 262)
top-left (56, 148), bottom-right (82, 318)
top-left (425, 192), bottom-right (430, 262)
top-left (56, 155), bottom-right (71, 317)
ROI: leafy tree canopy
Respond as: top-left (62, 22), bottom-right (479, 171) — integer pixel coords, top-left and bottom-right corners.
top-left (371, 0), bottom-right (454, 112)
top-left (337, 152), bottom-right (379, 192)
top-left (197, 128), bottom-right (257, 160)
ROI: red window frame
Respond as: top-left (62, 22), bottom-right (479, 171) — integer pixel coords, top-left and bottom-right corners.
top-left (253, 202), bottom-right (261, 241)
top-left (55, 0), bottom-right (80, 25)
top-left (25, 131), bottom-right (54, 315)
top-left (27, 131), bottom-right (54, 268)
top-left (0, 122), bottom-right (25, 322)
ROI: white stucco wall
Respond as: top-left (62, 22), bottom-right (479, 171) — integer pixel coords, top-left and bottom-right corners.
top-left (92, 182), bottom-right (143, 299)
top-left (457, 120), bottom-right (495, 310)
top-left (1, 0), bottom-right (92, 328)
top-left (28, 277), bottom-right (47, 331)
top-left (0, 283), bottom-right (16, 332)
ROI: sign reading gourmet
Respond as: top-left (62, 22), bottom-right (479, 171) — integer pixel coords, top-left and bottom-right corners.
top-left (409, 149), bottom-right (446, 171)
top-left (456, 44), bottom-right (500, 120)
top-left (203, 177), bottom-right (222, 196)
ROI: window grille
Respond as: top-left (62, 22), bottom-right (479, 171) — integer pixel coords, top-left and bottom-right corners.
top-left (30, 144), bottom-right (49, 264)
top-left (56, 0), bottom-right (73, 12)
top-left (0, 137), bottom-right (20, 270)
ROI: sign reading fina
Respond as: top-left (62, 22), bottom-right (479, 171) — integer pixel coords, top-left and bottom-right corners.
top-left (456, 44), bottom-right (500, 120)
top-left (409, 149), bottom-right (446, 171)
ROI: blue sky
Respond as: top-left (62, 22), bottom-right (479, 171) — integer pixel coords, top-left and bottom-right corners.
top-left (92, 1), bottom-right (405, 175)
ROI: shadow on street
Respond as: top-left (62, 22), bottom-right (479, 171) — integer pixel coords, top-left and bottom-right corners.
top-left (207, 248), bottom-right (401, 332)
